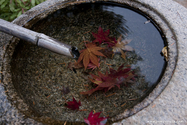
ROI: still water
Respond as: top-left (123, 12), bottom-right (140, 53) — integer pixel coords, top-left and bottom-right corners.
top-left (10, 2), bottom-right (166, 123)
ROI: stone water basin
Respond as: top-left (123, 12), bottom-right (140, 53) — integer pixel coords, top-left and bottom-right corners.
top-left (1, 0), bottom-right (178, 124)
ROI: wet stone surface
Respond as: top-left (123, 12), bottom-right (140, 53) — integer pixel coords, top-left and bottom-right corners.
top-left (5, 2), bottom-right (166, 124)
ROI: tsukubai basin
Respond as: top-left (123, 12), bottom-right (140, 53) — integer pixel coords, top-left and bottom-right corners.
top-left (1, 0), bottom-right (177, 124)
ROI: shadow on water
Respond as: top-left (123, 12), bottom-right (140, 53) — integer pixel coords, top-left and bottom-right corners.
top-left (9, 1), bottom-right (166, 124)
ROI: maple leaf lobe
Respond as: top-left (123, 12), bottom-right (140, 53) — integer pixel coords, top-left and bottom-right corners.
top-left (65, 97), bottom-right (81, 110)
top-left (77, 43), bottom-right (105, 70)
top-left (92, 27), bottom-right (110, 44)
top-left (81, 64), bottom-right (135, 95)
top-left (84, 111), bottom-right (108, 125)
top-left (92, 27), bottom-right (117, 47)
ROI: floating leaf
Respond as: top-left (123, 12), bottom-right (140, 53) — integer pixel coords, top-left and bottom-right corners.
top-left (77, 43), bottom-right (105, 70)
top-left (87, 59), bottom-right (100, 70)
top-left (84, 111), bottom-right (108, 125)
top-left (112, 35), bottom-right (133, 60)
top-left (162, 46), bottom-right (168, 61)
top-left (65, 97), bottom-right (81, 110)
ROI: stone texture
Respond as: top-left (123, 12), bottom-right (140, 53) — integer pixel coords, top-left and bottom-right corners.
top-left (174, 0), bottom-right (187, 8)
top-left (0, 0), bottom-right (187, 125)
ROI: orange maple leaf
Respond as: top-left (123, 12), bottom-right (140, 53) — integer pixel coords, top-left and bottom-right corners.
top-left (77, 43), bottom-right (105, 70)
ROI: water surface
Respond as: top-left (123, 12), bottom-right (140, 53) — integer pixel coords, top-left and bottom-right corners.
top-left (10, 2), bottom-right (166, 123)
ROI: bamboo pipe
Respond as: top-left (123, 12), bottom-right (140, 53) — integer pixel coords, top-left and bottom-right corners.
top-left (0, 19), bottom-right (79, 58)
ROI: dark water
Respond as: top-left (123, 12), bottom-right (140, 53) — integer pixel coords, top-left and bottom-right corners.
top-left (37, 2), bottom-right (166, 87)
top-left (107, 5), bottom-right (166, 86)
top-left (10, 2), bottom-right (166, 124)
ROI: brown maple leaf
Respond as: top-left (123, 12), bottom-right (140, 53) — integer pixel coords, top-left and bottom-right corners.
top-left (87, 59), bottom-right (100, 70)
top-left (68, 61), bottom-right (83, 71)
top-left (112, 35), bottom-right (133, 60)
top-left (99, 48), bottom-right (114, 59)
top-left (68, 60), bottom-right (100, 71)
top-left (80, 64), bottom-right (135, 95)
top-left (77, 43), bottom-right (106, 70)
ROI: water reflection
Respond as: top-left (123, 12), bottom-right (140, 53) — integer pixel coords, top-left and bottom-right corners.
top-left (102, 3), bottom-right (165, 86)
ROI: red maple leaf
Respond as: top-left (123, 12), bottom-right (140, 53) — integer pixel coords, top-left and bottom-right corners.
top-left (80, 64), bottom-right (135, 95)
top-left (87, 59), bottom-right (100, 70)
top-left (76, 43), bottom-right (105, 70)
top-left (84, 111), bottom-right (108, 125)
top-left (65, 97), bottom-right (81, 110)
top-left (92, 27), bottom-right (117, 47)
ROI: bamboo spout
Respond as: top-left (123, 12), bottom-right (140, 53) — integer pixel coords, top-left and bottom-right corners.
top-left (0, 19), bottom-right (79, 58)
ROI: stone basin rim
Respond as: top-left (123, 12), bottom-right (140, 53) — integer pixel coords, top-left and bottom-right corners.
top-left (1, 0), bottom-right (177, 124)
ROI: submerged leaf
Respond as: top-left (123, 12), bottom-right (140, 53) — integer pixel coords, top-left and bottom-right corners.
top-left (92, 27), bottom-right (110, 44)
top-left (81, 64), bottom-right (135, 95)
top-left (87, 59), bottom-right (100, 70)
top-left (61, 86), bottom-right (70, 95)
top-left (92, 27), bottom-right (117, 47)
top-left (84, 111), bottom-right (108, 125)
top-left (68, 62), bottom-right (83, 71)
top-left (65, 97), bottom-right (81, 110)
top-left (99, 48), bottom-right (114, 59)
